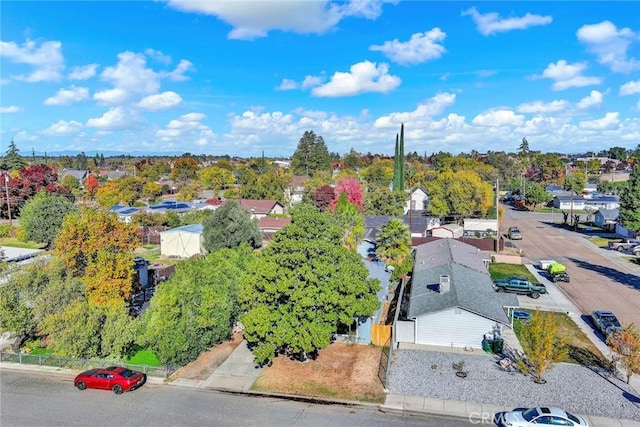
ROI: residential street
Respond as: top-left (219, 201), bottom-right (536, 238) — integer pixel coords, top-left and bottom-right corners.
top-left (501, 205), bottom-right (640, 327)
top-left (0, 370), bottom-right (474, 427)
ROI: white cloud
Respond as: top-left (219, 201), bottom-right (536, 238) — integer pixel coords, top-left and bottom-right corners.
top-left (576, 90), bottom-right (604, 109)
top-left (164, 59), bottom-right (194, 82)
top-left (165, 0), bottom-right (395, 40)
top-left (156, 112), bottom-right (216, 147)
top-left (86, 107), bottom-right (142, 131)
top-left (68, 64), bottom-right (98, 80)
top-left (462, 7), bottom-right (552, 36)
top-left (369, 28), bottom-right (446, 65)
top-left (276, 79), bottom-right (298, 91)
top-left (577, 21), bottom-right (639, 73)
top-left (538, 60), bottom-right (602, 90)
top-left (44, 86), bottom-right (90, 106)
top-left (0, 39), bottom-right (64, 82)
top-left (579, 112), bottom-right (620, 130)
top-left (144, 48), bottom-right (172, 64)
top-left (374, 92), bottom-right (456, 128)
top-left (516, 100), bottom-right (569, 114)
top-left (0, 106), bottom-right (24, 113)
top-left (43, 120), bottom-right (83, 136)
top-left (311, 61), bottom-right (400, 97)
top-left (620, 80), bottom-right (640, 96)
top-left (137, 91), bottom-right (183, 111)
top-left (472, 109), bottom-right (525, 127)
top-left (93, 51), bottom-right (160, 105)
top-left (302, 75), bottom-right (325, 89)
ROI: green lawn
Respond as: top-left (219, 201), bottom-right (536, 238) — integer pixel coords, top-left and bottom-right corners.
top-left (488, 263), bottom-right (538, 283)
top-left (512, 310), bottom-right (606, 366)
top-left (126, 349), bottom-right (161, 367)
top-left (585, 236), bottom-right (617, 248)
top-left (0, 238), bottom-right (47, 249)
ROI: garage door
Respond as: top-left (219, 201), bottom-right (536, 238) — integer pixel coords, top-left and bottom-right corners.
top-left (415, 308), bottom-right (496, 348)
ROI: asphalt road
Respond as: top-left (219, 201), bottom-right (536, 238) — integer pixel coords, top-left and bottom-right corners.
top-left (501, 204), bottom-right (640, 327)
top-left (0, 370), bottom-right (476, 427)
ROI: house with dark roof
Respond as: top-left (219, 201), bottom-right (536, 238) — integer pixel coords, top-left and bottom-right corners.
top-left (60, 168), bottom-right (89, 184)
top-left (396, 239), bottom-right (517, 348)
top-left (584, 195), bottom-right (620, 211)
top-left (220, 199), bottom-right (284, 219)
top-left (594, 209), bottom-right (619, 232)
top-left (109, 205), bottom-right (140, 223)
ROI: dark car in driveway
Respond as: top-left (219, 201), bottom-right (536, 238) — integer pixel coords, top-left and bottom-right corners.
top-left (494, 276), bottom-right (547, 299)
top-left (74, 366), bottom-right (146, 394)
top-left (591, 310), bottom-right (621, 338)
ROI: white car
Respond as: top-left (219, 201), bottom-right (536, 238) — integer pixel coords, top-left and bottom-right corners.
top-left (500, 407), bottom-right (589, 427)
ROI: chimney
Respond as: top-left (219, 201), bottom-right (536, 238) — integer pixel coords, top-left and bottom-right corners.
top-left (439, 275), bottom-right (450, 293)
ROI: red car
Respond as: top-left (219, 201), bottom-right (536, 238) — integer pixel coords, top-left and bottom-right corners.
top-left (74, 366), bottom-right (146, 394)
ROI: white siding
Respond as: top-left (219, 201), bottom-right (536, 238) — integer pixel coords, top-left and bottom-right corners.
top-left (160, 231), bottom-right (204, 258)
top-left (415, 308), bottom-right (496, 348)
top-left (395, 321), bottom-right (415, 343)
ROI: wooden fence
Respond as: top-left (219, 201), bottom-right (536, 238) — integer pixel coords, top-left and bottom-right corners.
top-left (371, 324), bottom-right (391, 346)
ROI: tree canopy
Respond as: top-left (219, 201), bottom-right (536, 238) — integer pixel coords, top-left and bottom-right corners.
top-left (239, 204), bottom-right (380, 365)
top-left (424, 169), bottom-right (494, 218)
top-left (19, 191), bottom-right (77, 248)
top-left (202, 201), bottom-right (262, 252)
top-left (290, 131), bottom-right (331, 176)
top-left (619, 165), bottom-right (640, 234)
top-left (375, 218), bottom-right (412, 266)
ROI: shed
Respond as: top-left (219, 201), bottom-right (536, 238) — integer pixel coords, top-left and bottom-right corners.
top-left (594, 209), bottom-right (618, 232)
top-left (159, 224), bottom-right (204, 258)
top-left (430, 224), bottom-right (463, 239)
top-left (463, 219), bottom-right (498, 238)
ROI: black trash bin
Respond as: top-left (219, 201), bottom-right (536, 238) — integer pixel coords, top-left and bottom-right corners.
top-left (491, 338), bottom-right (504, 354)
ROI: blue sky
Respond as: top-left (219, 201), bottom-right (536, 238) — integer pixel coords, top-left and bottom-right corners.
top-left (1, 1), bottom-right (639, 158)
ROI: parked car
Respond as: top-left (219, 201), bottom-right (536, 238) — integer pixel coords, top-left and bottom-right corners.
top-left (607, 238), bottom-right (640, 252)
top-left (494, 276), bottom-right (547, 299)
top-left (74, 366), bottom-right (146, 394)
top-left (632, 245), bottom-right (640, 256)
top-left (591, 310), bottom-right (622, 337)
top-left (508, 226), bottom-right (522, 240)
top-left (499, 407), bottom-right (589, 427)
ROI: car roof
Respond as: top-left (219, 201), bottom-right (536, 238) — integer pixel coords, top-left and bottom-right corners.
top-left (537, 407), bottom-right (570, 417)
top-left (593, 310), bottom-right (616, 316)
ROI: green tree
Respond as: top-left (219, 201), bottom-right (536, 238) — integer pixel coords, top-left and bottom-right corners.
top-left (375, 218), bottom-right (411, 266)
top-left (239, 204), bottom-right (380, 365)
top-left (518, 137), bottom-right (530, 158)
top-left (364, 186), bottom-right (406, 216)
top-left (3, 140), bottom-right (27, 171)
top-left (199, 166), bottom-right (235, 193)
top-left (342, 148), bottom-right (364, 170)
top-left (425, 169), bottom-right (494, 218)
top-left (331, 192), bottom-right (365, 250)
top-left (202, 201), bottom-right (262, 252)
top-left (40, 298), bottom-right (102, 358)
top-left (517, 310), bottom-right (568, 383)
top-left (484, 152), bottom-right (519, 183)
top-left (141, 247), bottom-right (254, 365)
top-left (19, 191), bottom-right (76, 249)
top-left (290, 131), bottom-right (331, 176)
top-left (524, 182), bottom-right (551, 210)
top-left (619, 165), bottom-right (640, 234)
top-left (361, 159), bottom-right (394, 188)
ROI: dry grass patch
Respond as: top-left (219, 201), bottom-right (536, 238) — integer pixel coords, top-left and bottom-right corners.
top-left (252, 342), bottom-right (386, 403)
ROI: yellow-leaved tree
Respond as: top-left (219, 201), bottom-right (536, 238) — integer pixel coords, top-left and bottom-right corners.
top-left (425, 169), bottom-right (494, 218)
top-left (54, 207), bottom-right (139, 306)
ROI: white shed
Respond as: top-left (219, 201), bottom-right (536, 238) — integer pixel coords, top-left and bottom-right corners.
top-left (160, 224), bottom-right (204, 258)
top-left (431, 224), bottom-right (463, 239)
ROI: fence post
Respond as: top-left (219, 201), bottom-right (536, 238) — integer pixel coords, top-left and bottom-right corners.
top-left (39, 355), bottom-right (42, 366)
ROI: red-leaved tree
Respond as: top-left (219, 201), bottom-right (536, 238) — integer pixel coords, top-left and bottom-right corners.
top-left (331, 177), bottom-right (363, 211)
top-left (313, 185), bottom-right (335, 211)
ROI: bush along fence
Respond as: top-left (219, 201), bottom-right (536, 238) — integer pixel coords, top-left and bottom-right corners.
top-left (0, 351), bottom-right (177, 379)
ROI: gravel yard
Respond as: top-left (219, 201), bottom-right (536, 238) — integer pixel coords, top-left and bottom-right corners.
top-left (388, 349), bottom-right (640, 421)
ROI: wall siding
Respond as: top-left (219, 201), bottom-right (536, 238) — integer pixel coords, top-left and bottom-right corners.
top-left (415, 308), bottom-right (496, 348)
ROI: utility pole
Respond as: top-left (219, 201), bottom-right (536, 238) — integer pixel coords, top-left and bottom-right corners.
top-left (496, 178), bottom-right (500, 254)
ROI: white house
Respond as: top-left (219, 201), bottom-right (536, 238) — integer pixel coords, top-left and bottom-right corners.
top-left (159, 224), bottom-right (204, 258)
top-left (553, 195), bottom-right (586, 210)
top-left (404, 187), bottom-right (429, 213)
top-left (584, 196), bottom-right (620, 211)
top-left (396, 239), bottom-right (517, 348)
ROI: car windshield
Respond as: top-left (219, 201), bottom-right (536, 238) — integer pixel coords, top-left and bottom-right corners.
top-left (119, 368), bottom-right (136, 377)
top-left (601, 315), bottom-right (618, 323)
top-left (522, 408), bottom-right (539, 421)
top-left (566, 412), bottom-right (580, 423)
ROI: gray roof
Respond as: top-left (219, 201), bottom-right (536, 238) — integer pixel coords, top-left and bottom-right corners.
top-left (407, 239), bottom-right (516, 325)
top-left (596, 208), bottom-right (619, 219)
top-left (161, 224), bottom-right (203, 234)
top-left (555, 195), bottom-right (585, 202)
top-left (61, 169), bottom-right (88, 181)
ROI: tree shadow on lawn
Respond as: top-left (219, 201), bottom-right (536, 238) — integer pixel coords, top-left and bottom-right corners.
top-left (567, 257), bottom-right (640, 291)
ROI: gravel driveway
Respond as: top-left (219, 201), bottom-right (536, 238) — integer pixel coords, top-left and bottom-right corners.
top-left (388, 349), bottom-right (640, 421)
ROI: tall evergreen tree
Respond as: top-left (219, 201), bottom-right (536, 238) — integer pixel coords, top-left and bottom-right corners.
top-left (3, 140), bottom-right (27, 171)
top-left (290, 131), bottom-right (331, 176)
top-left (393, 133), bottom-right (400, 190)
top-left (619, 165), bottom-right (640, 234)
top-left (399, 123), bottom-right (405, 191)
top-left (392, 124), bottom-right (406, 191)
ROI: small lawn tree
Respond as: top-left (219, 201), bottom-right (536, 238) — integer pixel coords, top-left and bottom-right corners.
top-left (202, 201), bottom-right (262, 252)
top-left (608, 323), bottom-right (640, 384)
top-left (517, 310), bottom-right (568, 383)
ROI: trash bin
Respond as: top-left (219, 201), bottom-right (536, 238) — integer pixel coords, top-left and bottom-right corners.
top-left (482, 339), bottom-right (493, 353)
top-left (491, 338), bottom-right (504, 354)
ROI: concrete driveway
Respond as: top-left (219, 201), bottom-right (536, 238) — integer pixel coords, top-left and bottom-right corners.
top-left (501, 204), bottom-right (640, 327)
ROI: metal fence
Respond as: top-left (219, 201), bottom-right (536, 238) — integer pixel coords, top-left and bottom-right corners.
top-left (377, 334), bottom-right (392, 388)
top-left (0, 351), bottom-right (177, 379)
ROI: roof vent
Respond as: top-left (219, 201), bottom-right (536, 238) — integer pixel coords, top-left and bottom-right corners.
top-left (439, 275), bottom-right (450, 293)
